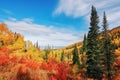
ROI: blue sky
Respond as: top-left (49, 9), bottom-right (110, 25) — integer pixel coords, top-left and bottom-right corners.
top-left (0, 0), bottom-right (120, 48)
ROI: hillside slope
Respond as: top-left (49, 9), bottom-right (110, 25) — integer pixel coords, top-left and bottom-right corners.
top-left (63, 26), bottom-right (120, 50)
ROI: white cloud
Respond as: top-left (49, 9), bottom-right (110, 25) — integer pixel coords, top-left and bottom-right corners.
top-left (9, 17), bottom-right (17, 21)
top-left (22, 18), bottom-right (34, 23)
top-left (54, 0), bottom-right (91, 17)
top-left (54, 0), bottom-right (120, 29)
top-left (1, 9), bottom-right (13, 15)
top-left (5, 18), bottom-right (85, 48)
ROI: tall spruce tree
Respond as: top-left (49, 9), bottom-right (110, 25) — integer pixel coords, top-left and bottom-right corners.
top-left (86, 6), bottom-right (103, 79)
top-left (72, 44), bottom-right (80, 65)
top-left (81, 34), bottom-right (87, 54)
top-left (102, 12), bottom-right (115, 80)
top-left (80, 34), bottom-right (87, 68)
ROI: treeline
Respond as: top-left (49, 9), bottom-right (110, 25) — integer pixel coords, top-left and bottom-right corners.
top-left (80, 6), bottom-right (116, 80)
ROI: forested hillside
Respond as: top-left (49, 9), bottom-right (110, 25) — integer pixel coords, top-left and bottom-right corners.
top-left (0, 6), bottom-right (120, 80)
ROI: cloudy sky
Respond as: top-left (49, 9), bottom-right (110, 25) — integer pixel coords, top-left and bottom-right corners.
top-left (0, 0), bottom-right (120, 48)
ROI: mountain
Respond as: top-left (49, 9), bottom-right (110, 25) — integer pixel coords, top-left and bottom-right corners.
top-left (109, 26), bottom-right (120, 47)
top-left (109, 26), bottom-right (120, 34)
top-left (62, 26), bottom-right (120, 51)
top-left (64, 41), bottom-right (82, 50)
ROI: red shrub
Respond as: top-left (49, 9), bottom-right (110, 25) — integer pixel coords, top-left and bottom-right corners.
top-left (11, 56), bottom-right (18, 62)
top-left (19, 57), bottom-right (27, 64)
top-left (0, 46), bottom-right (8, 53)
top-left (34, 76), bottom-right (40, 80)
top-left (0, 54), bottom-right (9, 65)
top-left (115, 59), bottom-right (120, 66)
top-left (40, 58), bottom-right (70, 80)
top-left (16, 65), bottom-right (31, 80)
top-left (26, 60), bottom-right (40, 70)
top-left (115, 78), bottom-right (120, 80)
top-left (55, 62), bottom-right (70, 80)
top-left (50, 75), bottom-right (57, 80)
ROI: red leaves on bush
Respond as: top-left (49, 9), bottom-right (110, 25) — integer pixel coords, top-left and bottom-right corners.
top-left (115, 59), bottom-right (120, 67)
top-left (19, 57), bottom-right (27, 64)
top-left (26, 60), bottom-right (40, 70)
top-left (40, 58), bottom-right (70, 80)
top-left (34, 76), bottom-right (40, 80)
top-left (11, 56), bottom-right (17, 62)
top-left (18, 57), bottom-right (40, 70)
top-left (115, 78), bottom-right (120, 80)
top-left (18, 66), bottom-right (29, 74)
top-left (0, 47), bottom-right (71, 80)
top-left (0, 46), bottom-right (8, 53)
top-left (16, 65), bottom-right (31, 80)
top-left (0, 54), bottom-right (9, 65)
top-left (50, 75), bottom-right (57, 80)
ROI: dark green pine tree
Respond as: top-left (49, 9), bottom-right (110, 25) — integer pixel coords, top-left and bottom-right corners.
top-left (44, 46), bottom-right (51, 62)
top-left (44, 49), bottom-right (49, 62)
top-left (72, 44), bottom-right (80, 65)
top-left (102, 12), bottom-right (115, 80)
top-left (80, 34), bottom-right (87, 68)
top-left (61, 50), bottom-right (64, 61)
top-left (81, 34), bottom-right (87, 54)
top-left (86, 6), bottom-right (103, 79)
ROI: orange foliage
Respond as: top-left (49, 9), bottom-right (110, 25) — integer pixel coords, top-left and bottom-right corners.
top-left (0, 54), bottom-right (9, 65)
top-left (0, 46), bottom-right (8, 53)
top-left (16, 65), bottom-right (31, 80)
top-left (26, 60), bottom-right (40, 70)
top-left (19, 57), bottom-right (27, 64)
top-left (0, 23), bottom-right (15, 45)
top-left (1, 23), bottom-right (120, 80)
top-left (115, 48), bottom-right (120, 56)
top-left (10, 56), bottom-right (18, 62)
top-left (115, 78), bottom-right (120, 80)
top-left (40, 58), bottom-right (70, 80)
top-left (115, 59), bottom-right (120, 67)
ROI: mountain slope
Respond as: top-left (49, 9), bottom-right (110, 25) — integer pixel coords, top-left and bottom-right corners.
top-left (63, 26), bottom-right (120, 50)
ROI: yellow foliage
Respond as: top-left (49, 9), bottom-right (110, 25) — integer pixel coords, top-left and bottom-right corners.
top-left (8, 34), bottom-right (25, 51)
top-left (0, 23), bottom-right (15, 45)
top-left (112, 38), bottom-right (120, 46)
top-left (72, 65), bottom-right (80, 74)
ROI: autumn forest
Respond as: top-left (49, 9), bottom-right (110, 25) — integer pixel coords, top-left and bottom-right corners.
top-left (0, 6), bottom-right (120, 80)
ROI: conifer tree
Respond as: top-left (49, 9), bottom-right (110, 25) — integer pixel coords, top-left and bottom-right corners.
top-left (80, 34), bottom-right (87, 68)
top-left (72, 44), bottom-right (80, 65)
top-left (44, 46), bottom-right (51, 62)
top-left (81, 34), bottom-right (87, 54)
top-left (102, 12), bottom-right (115, 80)
top-left (86, 6), bottom-right (103, 79)
top-left (44, 49), bottom-right (49, 62)
top-left (61, 50), bottom-right (64, 61)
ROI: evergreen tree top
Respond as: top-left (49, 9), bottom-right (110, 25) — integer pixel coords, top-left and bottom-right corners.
top-left (103, 12), bottom-right (108, 31)
top-left (90, 6), bottom-right (99, 29)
